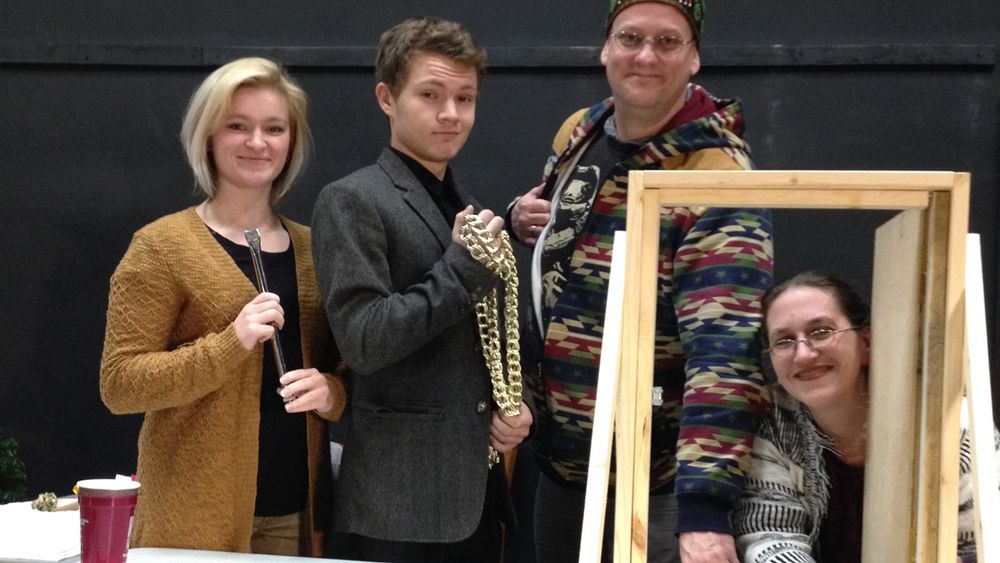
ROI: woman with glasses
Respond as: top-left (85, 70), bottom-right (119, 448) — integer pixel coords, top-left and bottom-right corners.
top-left (732, 270), bottom-right (997, 563)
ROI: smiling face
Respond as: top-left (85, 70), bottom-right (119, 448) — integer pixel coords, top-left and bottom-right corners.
top-left (376, 52), bottom-right (478, 179)
top-left (208, 85), bottom-right (291, 197)
top-left (601, 2), bottom-right (700, 120)
top-left (765, 286), bottom-right (871, 413)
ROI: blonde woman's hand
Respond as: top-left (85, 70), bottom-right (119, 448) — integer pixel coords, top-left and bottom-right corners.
top-left (232, 292), bottom-right (284, 351)
top-left (278, 368), bottom-right (334, 413)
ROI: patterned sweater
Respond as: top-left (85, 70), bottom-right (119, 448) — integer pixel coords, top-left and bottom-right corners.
top-left (99, 208), bottom-right (346, 554)
top-left (732, 386), bottom-right (1000, 563)
top-left (524, 84), bottom-right (774, 533)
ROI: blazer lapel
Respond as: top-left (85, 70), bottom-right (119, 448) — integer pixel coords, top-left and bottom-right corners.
top-left (377, 149), bottom-right (452, 251)
top-left (452, 180), bottom-right (479, 211)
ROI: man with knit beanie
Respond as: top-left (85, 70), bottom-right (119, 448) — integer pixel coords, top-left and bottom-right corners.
top-left (509, 1), bottom-right (773, 562)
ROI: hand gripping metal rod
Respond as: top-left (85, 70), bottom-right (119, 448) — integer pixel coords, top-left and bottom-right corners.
top-left (244, 228), bottom-right (287, 378)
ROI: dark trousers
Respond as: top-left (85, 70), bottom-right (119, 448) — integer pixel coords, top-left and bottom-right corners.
top-left (533, 471), bottom-right (680, 563)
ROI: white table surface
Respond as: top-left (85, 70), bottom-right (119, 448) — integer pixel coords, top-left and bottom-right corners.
top-left (0, 499), bottom-right (363, 562)
top-left (0, 547), bottom-right (361, 562)
top-left (0, 500), bottom-right (80, 562)
top-left (127, 547), bottom-right (359, 562)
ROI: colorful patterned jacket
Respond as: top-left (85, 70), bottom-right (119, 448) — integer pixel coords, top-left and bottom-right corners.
top-left (523, 84), bottom-right (774, 533)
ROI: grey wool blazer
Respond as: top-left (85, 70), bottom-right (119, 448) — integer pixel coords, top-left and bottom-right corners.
top-left (311, 149), bottom-right (502, 543)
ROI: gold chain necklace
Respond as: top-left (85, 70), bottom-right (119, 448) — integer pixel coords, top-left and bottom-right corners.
top-left (459, 215), bottom-right (523, 468)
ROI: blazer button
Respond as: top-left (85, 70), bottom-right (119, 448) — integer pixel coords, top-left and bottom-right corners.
top-left (475, 400), bottom-right (488, 414)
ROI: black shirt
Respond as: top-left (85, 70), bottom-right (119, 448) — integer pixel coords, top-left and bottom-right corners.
top-left (210, 228), bottom-right (308, 517)
top-left (539, 118), bottom-right (636, 329)
top-left (390, 147), bottom-right (466, 222)
top-left (818, 448), bottom-right (865, 563)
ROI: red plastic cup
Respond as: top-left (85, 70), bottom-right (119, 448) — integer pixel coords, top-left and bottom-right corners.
top-left (77, 478), bottom-right (141, 563)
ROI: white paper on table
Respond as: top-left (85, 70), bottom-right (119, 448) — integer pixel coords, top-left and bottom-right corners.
top-left (0, 500), bottom-right (80, 561)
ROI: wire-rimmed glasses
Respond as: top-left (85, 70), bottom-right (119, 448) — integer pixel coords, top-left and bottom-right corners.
top-left (610, 29), bottom-right (694, 56)
top-left (766, 326), bottom-right (862, 358)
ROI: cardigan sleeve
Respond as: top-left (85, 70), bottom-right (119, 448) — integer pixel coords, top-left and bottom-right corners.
top-left (100, 228), bottom-right (251, 414)
top-left (732, 435), bottom-right (818, 563)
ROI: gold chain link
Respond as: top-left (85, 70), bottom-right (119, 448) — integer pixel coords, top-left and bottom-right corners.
top-left (459, 215), bottom-right (522, 468)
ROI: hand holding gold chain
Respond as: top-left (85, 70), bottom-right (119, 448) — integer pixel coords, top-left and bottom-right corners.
top-left (459, 214), bottom-right (522, 468)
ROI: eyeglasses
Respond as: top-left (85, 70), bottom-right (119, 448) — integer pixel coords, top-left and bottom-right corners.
top-left (766, 326), bottom-right (861, 358)
top-left (610, 29), bottom-right (694, 56)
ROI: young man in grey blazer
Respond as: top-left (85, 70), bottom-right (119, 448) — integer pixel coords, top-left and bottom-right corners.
top-left (311, 16), bottom-right (533, 562)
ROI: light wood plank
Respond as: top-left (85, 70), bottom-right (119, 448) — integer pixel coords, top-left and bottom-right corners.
top-left (963, 234), bottom-right (1000, 563)
top-left (652, 188), bottom-right (928, 209)
top-left (915, 192), bottom-right (950, 563)
top-left (916, 185), bottom-right (967, 563)
top-left (616, 170), bottom-right (649, 563)
top-left (579, 231), bottom-right (629, 563)
top-left (599, 169), bottom-right (970, 563)
top-left (865, 209), bottom-right (924, 563)
top-left (629, 189), bottom-right (660, 562)
top-left (933, 175), bottom-right (969, 563)
top-left (637, 169), bottom-right (959, 191)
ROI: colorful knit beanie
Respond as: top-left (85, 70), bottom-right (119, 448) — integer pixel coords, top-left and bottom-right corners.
top-left (606, 0), bottom-right (705, 41)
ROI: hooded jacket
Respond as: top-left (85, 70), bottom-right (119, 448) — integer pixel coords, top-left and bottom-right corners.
top-left (524, 84), bottom-right (774, 532)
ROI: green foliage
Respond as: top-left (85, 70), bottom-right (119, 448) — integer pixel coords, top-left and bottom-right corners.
top-left (0, 429), bottom-right (29, 504)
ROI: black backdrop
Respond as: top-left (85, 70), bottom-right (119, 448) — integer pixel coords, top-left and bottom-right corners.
top-left (2, 2), bottom-right (999, 559)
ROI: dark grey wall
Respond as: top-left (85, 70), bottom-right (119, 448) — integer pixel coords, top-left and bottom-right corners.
top-left (2, 3), bottom-right (998, 547)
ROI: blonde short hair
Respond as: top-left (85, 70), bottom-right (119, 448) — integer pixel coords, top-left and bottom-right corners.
top-left (180, 57), bottom-right (310, 203)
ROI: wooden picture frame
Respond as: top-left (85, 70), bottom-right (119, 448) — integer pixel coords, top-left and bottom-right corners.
top-left (584, 170), bottom-right (970, 563)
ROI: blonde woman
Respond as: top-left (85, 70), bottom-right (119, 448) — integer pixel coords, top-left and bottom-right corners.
top-left (100, 57), bottom-right (345, 556)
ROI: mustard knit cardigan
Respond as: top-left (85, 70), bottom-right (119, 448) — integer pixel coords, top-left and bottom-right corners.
top-left (100, 207), bottom-right (345, 554)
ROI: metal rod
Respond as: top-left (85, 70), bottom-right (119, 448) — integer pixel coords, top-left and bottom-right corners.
top-left (244, 228), bottom-right (287, 378)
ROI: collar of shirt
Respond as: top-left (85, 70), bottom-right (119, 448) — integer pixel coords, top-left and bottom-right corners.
top-left (389, 147), bottom-right (465, 222)
top-left (390, 147), bottom-right (456, 193)
top-left (602, 116), bottom-right (645, 161)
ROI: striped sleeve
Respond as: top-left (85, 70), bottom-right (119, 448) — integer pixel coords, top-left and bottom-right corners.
top-left (732, 435), bottom-right (818, 563)
top-left (957, 425), bottom-right (1000, 562)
